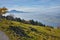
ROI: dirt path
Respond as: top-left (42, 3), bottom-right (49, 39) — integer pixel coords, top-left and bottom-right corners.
top-left (0, 31), bottom-right (9, 40)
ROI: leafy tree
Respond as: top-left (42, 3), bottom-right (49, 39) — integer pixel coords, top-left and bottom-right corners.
top-left (15, 18), bottom-right (21, 22)
top-left (6, 14), bottom-right (15, 21)
top-left (0, 7), bottom-right (8, 15)
top-left (0, 7), bottom-right (8, 22)
top-left (21, 19), bottom-right (25, 23)
top-left (35, 21), bottom-right (38, 25)
top-left (38, 22), bottom-right (44, 26)
top-left (0, 7), bottom-right (8, 19)
top-left (29, 20), bottom-right (35, 25)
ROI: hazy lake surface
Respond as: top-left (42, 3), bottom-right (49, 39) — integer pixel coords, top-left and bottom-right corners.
top-left (5, 13), bottom-right (60, 27)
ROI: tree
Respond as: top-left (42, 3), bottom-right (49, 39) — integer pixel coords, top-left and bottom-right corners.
top-left (38, 22), bottom-right (44, 26)
top-left (15, 18), bottom-right (21, 22)
top-left (0, 7), bottom-right (8, 16)
top-left (0, 7), bottom-right (8, 21)
top-left (0, 7), bottom-right (8, 14)
top-left (29, 20), bottom-right (35, 25)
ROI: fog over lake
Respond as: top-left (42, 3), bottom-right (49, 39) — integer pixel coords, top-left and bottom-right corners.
top-left (5, 12), bottom-right (60, 27)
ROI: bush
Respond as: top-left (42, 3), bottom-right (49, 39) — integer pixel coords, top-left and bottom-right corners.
top-left (9, 26), bottom-right (30, 38)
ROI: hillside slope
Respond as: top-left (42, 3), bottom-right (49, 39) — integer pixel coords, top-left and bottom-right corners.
top-left (0, 19), bottom-right (60, 40)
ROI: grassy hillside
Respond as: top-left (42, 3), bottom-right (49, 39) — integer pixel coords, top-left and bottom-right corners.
top-left (0, 19), bottom-right (60, 40)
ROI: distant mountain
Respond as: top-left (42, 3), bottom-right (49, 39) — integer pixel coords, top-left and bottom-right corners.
top-left (8, 10), bottom-right (28, 13)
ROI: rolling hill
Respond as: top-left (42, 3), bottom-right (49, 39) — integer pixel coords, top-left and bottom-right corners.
top-left (0, 19), bottom-right (60, 40)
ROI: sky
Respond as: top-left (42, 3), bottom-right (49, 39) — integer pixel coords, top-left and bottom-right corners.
top-left (0, 0), bottom-right (60, 12)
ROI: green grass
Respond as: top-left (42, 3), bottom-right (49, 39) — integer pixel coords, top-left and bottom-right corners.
top-left (0, 19), bottom-right (60, 40)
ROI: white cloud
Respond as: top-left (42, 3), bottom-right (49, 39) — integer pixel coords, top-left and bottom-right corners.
top-left (8, 5), bottom-right (60, 14)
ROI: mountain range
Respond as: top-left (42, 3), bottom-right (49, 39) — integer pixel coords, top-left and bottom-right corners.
top-left (8, 10), bottom-right (28, 13)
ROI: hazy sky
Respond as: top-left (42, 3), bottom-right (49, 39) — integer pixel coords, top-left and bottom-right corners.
top-left (0, 0), bottom-right (60, 12)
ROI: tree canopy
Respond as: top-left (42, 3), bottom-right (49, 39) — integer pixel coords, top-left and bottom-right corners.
top-left (0, 7), bottom-right (8, 15)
